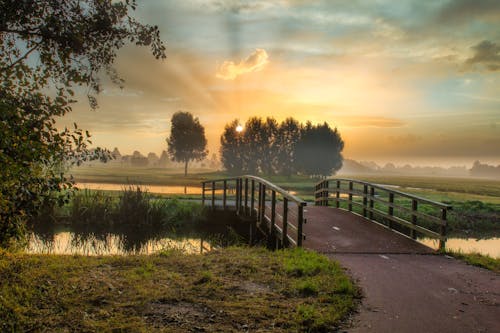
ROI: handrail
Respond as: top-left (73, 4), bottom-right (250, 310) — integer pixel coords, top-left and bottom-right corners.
top-left (314, 178), bottom-right (452, 249)
top-left (201, 175), bottom-right (307, 248)
top-left (321, 178), bottom-right (452, 208)
top-left (242, 175), bottom-right (307, 205)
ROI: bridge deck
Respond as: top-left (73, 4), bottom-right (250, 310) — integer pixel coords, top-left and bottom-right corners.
top-left (302, 206), bottom-right (434, 254)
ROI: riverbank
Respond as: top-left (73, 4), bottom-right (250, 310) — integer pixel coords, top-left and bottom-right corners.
top-left (0, 247), bottom-right (359, 332)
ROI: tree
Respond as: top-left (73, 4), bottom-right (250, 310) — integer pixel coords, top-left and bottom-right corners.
top-left (294, 122), bottom-right (344, 177)
top-left (276, 117), bottom-right (302, 177)
top-left (167, 112), bottom-right (208, 176)
top-left (0, 0), bottom-right (165, 246)
top-left (220, 119), bottom-right (244, 174)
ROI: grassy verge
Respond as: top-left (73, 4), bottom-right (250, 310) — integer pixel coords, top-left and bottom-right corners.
top-left (0, 247), bottom-right (359, 332)
top-left (444, 250), bottom-right (500, 273)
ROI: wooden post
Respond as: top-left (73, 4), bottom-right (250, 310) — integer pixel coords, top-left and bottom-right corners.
top-left (270, 190), bottom-right (276, 240)
top-left (348, 181), bottom-right (353, 211)
top-left (297, 203), bottom-right (304, 247)
top-left (223, 180), bottom-right (227, 210)
top-left (439, 208), bottom-right (447, 250)
top-left (251, 180), bottom-right (255, 217)
top-left (244, 178), bottom-right (249, 215)
top-left (260, 184), bottom-right (266, 225)
top-left (257, 183), bottom-right (262, 222)
top-left (235, 179), bottom-right (239, 214)
top-left (238, 178), bottom-right (243, 214)
top-left (363, 184), bottom-right (368, 217)
top-left (282, 198), bottom-right (289, 247)
top-left (315, 184), bottom-right (319, 206)
top-left (388, 192), bottom-right (394, 229)
top-left (202, 182), bottom-right (205, 206)
top-left (411, 199), bottom-right (418, 239)
top-left (211, 181), bottom-right (215, 211)
top-left (323, 181), bottom-right (329, 206)
top-left (336, 180), bottom-right (340, 208)
top-left (369, 187), bottom-right (374, 219)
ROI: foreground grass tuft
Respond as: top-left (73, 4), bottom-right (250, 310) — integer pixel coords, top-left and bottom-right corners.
top-left (444, 250), bottom-right (500, 273)
top-left (0, 247), bottom-right (359, 332)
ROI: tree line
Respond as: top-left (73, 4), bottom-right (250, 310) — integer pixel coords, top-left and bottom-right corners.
top-left (219, 117), bottom-right (344, 177)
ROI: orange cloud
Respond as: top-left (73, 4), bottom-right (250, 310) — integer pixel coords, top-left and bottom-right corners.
top-left (216, 48), bottom-right (269, 80)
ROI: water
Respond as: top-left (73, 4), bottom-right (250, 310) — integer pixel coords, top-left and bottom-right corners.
top-left (75, 182), bottom-right (202, 195)
top-left (419, 237), bottom-right (500, 258)
top-left (25, 218), bottom-right (247, 256)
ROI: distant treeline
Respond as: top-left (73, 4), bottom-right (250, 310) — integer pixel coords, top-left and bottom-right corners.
top-left (340, 159), bottom-right (500, 178)
top-left (470, 161), bottom-right (500, 178)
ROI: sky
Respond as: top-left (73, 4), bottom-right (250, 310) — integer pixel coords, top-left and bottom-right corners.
top-left (61, 0), bottom-right (500, 167)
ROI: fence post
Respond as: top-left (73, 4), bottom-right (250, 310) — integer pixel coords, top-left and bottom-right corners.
top-left (270, 190), bottom-right (276, 243)
top-left (282, 198), bottom-right (288, 247)
top-left (336, 180), bottom-right (340, 208)
top-left (202, 182), bottom-right (205, 206)
top-left (388, 192), bottom-right (394, 229)
top-left (363, 184), bottom-right (368, 217)
top-left (260, 184), bottom-right (266, 224)
top-left (244, 178), bottom-right (249, 215)
top-left (235, 179), bottom-right (240, 214)
top-left (411, 199), bottom-right (418, 239)
top-left (297, 203), bottom-right (304, 247)
top-left (369, 187), bottom-right (374, 219)
top-left (211, 181), bottom-right (215, 211)
top-left (238, 178), bottom-right (243, 214)
top-left (257, 183), bottom-right (262, 222)
top-left (439, 208), bottom-right (447, 250)
top-left (223, 180), bottom-right (227, 210)
top-left (251, 180), bottom-right (255, 217)
top-left (348, 181), bottom-right (353, 211)
top-left (323, 181), bottom-right (329, 206)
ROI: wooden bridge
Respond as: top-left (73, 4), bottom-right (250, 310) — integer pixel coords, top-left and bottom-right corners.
top-left (201, 175), bottom-right (452, 253)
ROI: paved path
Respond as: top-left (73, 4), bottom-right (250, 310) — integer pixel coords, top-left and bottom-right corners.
top-left (302, 206), bottom-right (500, 333)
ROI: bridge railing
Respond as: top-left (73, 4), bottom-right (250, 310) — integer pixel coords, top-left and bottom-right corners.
top-left (314, 178), bottom-right (452, 249)
top-left (202, 175), bottom-right (307, 247)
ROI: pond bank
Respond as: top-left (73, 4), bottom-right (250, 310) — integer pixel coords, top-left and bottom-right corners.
top-left (0, 247), bottom-right (359, 332)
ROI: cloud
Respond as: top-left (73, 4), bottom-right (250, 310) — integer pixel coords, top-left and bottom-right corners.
top-left (438, 0), bottom-right (500, 24)
top-left (216, 49), bottom-right (269, 80)
top-left (465, 40), bottom-right (500, 71)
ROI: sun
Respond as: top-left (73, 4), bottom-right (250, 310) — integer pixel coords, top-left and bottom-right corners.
top-left (236, 124), bottom-right (244, 133)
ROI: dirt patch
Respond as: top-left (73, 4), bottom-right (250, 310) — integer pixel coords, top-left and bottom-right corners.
top-left (144, 300), bottom-right (216, 330)
top-left (239, 281), bottom-right (271, 295)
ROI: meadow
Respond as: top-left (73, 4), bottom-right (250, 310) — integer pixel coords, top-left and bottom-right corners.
top-left (69, 165), bottom-right (500, 238)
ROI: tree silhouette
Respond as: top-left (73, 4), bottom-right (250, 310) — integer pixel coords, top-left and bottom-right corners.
top-left (294, 122), bottom-right (344, 177)
top-left (167, 112), bottom-right (208, 176)
top-left (220, 119), bottom-right (245, 174)
top-left (276, 118), bottom-right (302, 177)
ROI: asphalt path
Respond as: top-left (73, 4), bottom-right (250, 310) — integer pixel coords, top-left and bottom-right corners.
top-left (302, 206), bottom-right (500, 333)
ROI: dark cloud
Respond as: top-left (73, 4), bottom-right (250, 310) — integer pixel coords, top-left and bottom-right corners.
top-left (438, 0), bottom-right (500, 24)
top-left (465, 40), bottom-right (500, 71)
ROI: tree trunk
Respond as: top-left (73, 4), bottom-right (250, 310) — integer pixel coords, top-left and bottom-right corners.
top-left (184, 160), bottom-right (188, 176)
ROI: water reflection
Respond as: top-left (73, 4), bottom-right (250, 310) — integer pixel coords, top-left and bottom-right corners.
top-left (26, 231), bottom-right (212, 255)
top-left (25, 222), bottom-right (243, 255)
top-left (419, 237), bottom-right (500, 258)
top-left (75, 183), bottom-right (201, 195)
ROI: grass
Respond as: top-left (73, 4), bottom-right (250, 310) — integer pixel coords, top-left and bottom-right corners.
top-left (37, 187), bottom-right (206, 228)
top-left (0, 247), bottom-right (359, 332)
top-left (443, 250), bottom-right (500, 273)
